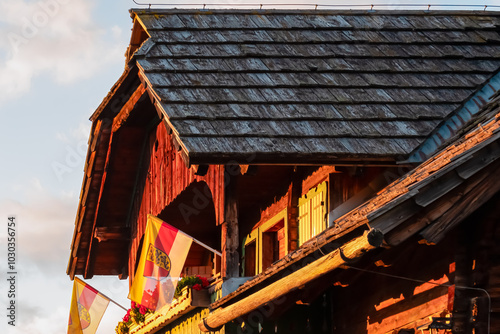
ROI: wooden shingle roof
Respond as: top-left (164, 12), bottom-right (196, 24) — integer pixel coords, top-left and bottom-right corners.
top-left (130, 9), bottom-right (500, 165)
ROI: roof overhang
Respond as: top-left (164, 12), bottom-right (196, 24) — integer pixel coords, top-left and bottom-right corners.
top-left (67, 65), bottom-right (160, 279)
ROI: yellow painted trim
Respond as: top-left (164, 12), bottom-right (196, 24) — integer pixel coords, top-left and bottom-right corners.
top-left (243, 208), bottom-right (289, 275)
top-left (257, 209), bottom-right (287, 274)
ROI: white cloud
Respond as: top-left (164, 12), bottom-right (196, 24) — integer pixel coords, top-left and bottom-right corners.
top-left (0, 191), bottom-right (76, 273)
top-left (0, 0), bottom-right (126, 104)
top-left (55, 132), bottom-right (69, 143)
top-left (51, 120), bottom-right (92, 185)
top-left (9, 306), bottom-right (68, 334)
top-left (55, 120), bottom-right (90, 145)
top-left (61, 189), bottom-right (76, 200)
top-left (0, 179), bottom-right (129, 334)
top-left (31, 177), bottom-right (43, 192)
top-left (71, 121), bottom-right (92, 144)
top-left (0, 184), bottom-right (75, 333)
top-left (0, 2), bottom-right (131, 333)
top-left (111, 25), bottom-right (123, 40)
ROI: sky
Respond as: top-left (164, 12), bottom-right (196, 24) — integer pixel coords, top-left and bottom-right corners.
top-left (0, 1), bottom-right (499, 334)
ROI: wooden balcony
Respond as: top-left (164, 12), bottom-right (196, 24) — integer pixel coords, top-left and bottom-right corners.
top-left (129, 287), bottom-right (210, 334)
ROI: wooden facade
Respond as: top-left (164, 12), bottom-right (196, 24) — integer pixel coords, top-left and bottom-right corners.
top-left (66, 9), bottom-right (500, 334)
top-left (127, 121), bottom-right (224, 281)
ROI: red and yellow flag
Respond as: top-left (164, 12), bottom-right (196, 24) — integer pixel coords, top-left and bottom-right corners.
top-left (68, 277), bottom-right (109, 334)
top-left (129, 215), bottom-right (193, 311)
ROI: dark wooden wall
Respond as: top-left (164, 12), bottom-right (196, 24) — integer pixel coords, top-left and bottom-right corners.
top-left (127, 121), bottom-right (224, 283)
top-left (470, 194), bottom-right (500, 334)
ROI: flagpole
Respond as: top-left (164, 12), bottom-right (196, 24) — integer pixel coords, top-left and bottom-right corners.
top-left (97, 291), bottom-right (128, 312)
top-left (74, 277), bottom-right (128, 311)
top-left (178, 230), bottom-right (222, 257)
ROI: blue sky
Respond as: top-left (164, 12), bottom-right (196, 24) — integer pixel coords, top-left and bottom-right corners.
top-left (0, 0), bottom-right (499, 333)
top-left (0, 1), bottom-right (131, 333)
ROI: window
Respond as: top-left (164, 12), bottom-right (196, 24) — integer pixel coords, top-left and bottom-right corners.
top-left (244, 240), bottom-right (256, 277)
top-left (243, 209), bottom-right (288, 275)
top-left (261, 219), bottom-right (285, 270)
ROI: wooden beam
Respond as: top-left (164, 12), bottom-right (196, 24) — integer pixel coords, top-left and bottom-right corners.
top-left (222, 166), bottom-right (239, 279)
top-left (85, 151), bottom-right (96, 178)
top-left (72, 232), bottom-right (82, 258)
top-left (84, 126), bottom-right (115, 279)
top-left (199, 229), bottom-right (384, 332)
top-left (68, 257), bottom-right (77, 280)
top-left (287, 167), bottom-right (302, 253)
top-left (111, 84), bottom-right (146, 133)
top-left (368, 293), bottom-right (448, 334)
top-left (67, 120), bottom-right (111, 277)
top-left (94, 227), bottom-right (129, 242)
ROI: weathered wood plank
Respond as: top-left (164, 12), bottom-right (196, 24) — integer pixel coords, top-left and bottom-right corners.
top-left (414, 170), bottom-right (464, 207)
top-left (368, 294), bottom-right (448, 334)
top-left (222, 166), bottom-right (239, 279)
top-left (421, 159), bottom-right (500, 244)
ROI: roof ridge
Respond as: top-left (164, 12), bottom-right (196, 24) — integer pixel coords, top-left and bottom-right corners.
top-left (131, 8), bottom-right (500, 15)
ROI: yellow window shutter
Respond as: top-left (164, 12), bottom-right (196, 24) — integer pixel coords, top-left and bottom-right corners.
top-left (298, 181), bottom-right (327, 246)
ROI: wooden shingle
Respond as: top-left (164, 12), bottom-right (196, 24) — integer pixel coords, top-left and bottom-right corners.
top-left (130, 9), bottom-right (500, 165)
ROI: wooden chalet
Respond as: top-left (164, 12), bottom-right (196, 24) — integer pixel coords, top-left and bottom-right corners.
top-left (67, 9), bottom-right (500, 334)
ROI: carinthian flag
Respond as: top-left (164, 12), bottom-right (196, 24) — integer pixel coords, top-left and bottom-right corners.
top-left (129, 214), bottom-right (192, 311)
top-left (68, 277), bottom-right (110, 334)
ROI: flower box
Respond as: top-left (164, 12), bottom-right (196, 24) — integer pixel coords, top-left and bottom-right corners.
top-left (127, 287), bottom-right (209, 334)
top-left (184, 285), bottom-right (210, 307)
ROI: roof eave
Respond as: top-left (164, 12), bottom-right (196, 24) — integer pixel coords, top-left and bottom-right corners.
top-left (67, 67), bottom-right (145, 279)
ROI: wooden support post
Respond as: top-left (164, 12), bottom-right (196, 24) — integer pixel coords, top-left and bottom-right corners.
top-left (222, 166), bottom-right (239, 279)
top-left (471, 195), bottom-right (499, 334)
top-left (199, 229), bottom-right (384, 332)
top-left (452, 221), bottom-right (475, 334)
top-left (287, 167), bottom-right (302, 253)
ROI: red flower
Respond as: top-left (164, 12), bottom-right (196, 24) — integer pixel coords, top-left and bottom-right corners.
top-left (192, 284), bottom-right (202, 291)
top-left (123, 309), bottom-right (131, 322)
top-left (200, 276), bottom-right (209, 287)
top-left (195, 275), bottom-right (209, 287)
top-left (139, 305), bottom-right (148, 315)
top-left (131, 301), bottom-right (136, 309)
